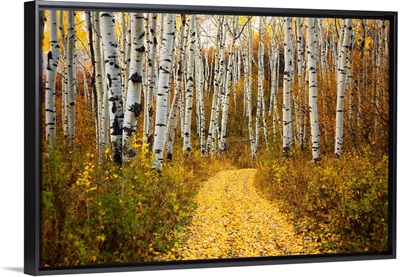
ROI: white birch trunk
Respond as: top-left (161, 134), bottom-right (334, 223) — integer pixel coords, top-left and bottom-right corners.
top-left (45, 10), bottom-right (60, 147)
top-left (195, 18), bottom-right (206, 155)
top-left (334, 18), bottom-right (352, 158)
top-left (282, 17), bottom-right (293, 156)
top-left (123, 13), bottom-right (145, 160)
top-left (254, 18), bottom-right (264, 155)
top-left (123, 14), bottom-right (132, 108)
top-left (206, 16), bottom-right (222, 155)
top-left (306, 18), bottom-right (320, 163)
top-left (165, 90), bottom-right (180, 161)
top-left (100, 12), bottom-right (124, 164)
top-left (220, 16), bottom-right (238, 153)
top-left (66, 11), bottom-right (77, 146)
top-left (58, 11), bottom-right (68, 137)
top-left (183, 15), bottom-right (196, 155)
top-left (153, 14), bottom-right (176, 170)
top-left (92, 11), bottom-right (108, 151)
top-left (296, 18), bottom-right (307, 150)
top-left (336, 20), bottom-right (345, 81)
top-left (233, 47), bottom-right (239, 107)
top-left (120, 13), bottom-right (127, 100)
top-left (319, 19), bottom-right (327, 78)
top-left (358, 19), bottom-right (367, 128)
top-left (144, 13), bottom-right (158, 147)
top-left (244, 20), bottom-right (255, 158)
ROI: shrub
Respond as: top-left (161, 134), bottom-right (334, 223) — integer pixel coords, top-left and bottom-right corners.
top-left (255, 146), bottom-right (388, 253)
top-left (41, 136), bottom-right (222, 266)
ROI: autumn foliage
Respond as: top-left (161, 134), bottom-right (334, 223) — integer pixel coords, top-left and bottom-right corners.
top-left (40, 11), bottom-right (391, 266)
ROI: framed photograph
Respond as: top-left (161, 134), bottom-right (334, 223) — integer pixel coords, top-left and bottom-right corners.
top-left (24, 0), bottom-right (397, 275)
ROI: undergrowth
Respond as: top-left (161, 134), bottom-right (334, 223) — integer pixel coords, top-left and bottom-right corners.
top-left (41, 136), bottom-right (232, 266)
top-left (255, 145), bottom-right (389, 253)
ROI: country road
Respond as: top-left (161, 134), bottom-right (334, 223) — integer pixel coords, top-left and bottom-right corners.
top-left (159, 169), bottom-right (319, 260)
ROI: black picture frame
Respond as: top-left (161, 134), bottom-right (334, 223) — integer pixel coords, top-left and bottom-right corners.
top-left (24, 0), bottom-right (397, 275)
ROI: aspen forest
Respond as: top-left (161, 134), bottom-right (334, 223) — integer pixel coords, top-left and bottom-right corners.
top-left (40, 10), bottom-right (390, 266)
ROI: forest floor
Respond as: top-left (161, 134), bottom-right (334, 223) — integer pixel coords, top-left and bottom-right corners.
top-left (157, 168), bottom-right (321, 260)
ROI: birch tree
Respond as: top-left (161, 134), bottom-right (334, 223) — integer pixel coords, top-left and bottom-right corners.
top-left (195, 16), bottom-right (206, 155)
top-left (144, 13), bottom-right (158, 147)
top-left (306, 18), bottom-right (320, 163)
top-left (100, 12), bottom-right (124, 164)
top-left (123, 13), bottom-right (145, 160)
top-left (183, 15), bottom-right (196, 156)
top-left (66, 11), bottom-right (77, 146)
top-left (206, 16), bottom-right (223, 155)
top-left (244, 19), bottom-right (256, 158)
top-left (92, 11), bottom-right (109, 152)
top-left (269, 23), bottom-right (279, 140)
top-left (296, 17), bottom-right (307, 150)
top-left (45, 10), bottom-right (60, 147)
top-left (254, 18), bottom-right (264, 154)
top-left (220, 16), bottom-right (238, 153)
top-left (153, 14), bottom-right (176, 170)
top-left (58, 11), bottom-right (68, 138)
top-left (282, 17), bottom-right (293, 156)
top-left (334, 18), bottom-right (352, 158)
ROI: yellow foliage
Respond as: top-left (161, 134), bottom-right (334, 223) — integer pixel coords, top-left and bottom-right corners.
top-left (156, 169), bottom-right (320, 261)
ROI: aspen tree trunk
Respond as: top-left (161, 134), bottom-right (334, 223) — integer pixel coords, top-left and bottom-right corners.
top-left (165, 90), bottom-right (180, 161)
top-left (58, 11), bottom-right (69, 137)
top-left (92, 11), bottom-right (108, 151)
top-left (334, 18), bottom-right (352, 158)
top-left (123, 13), bottom-right (145, 161)
top-left (183, 15), bottom-right (196, 155)
top-left (336, 20), bottom-right (345, 81)
top-left (261, 86), bottom-right (268, 145)
top-left (144, 13), bottom-right (158, 148)
top-left (61, 65), bottom-right (68, 137)
top-left (296, 17), bottom-right (307, 150)
top-left (100, 12), bottom-right (124, 164)
top-left (220, 16), bottom-right (238, 153)
top-left (179, 17), bottom-right (189, 139)
top-left (374, 20), bottom-right (384, 140)
top-left (347, 30), bottom-right (355, 122)
top-left (214, 15), bottom-right (227, 153)
top-left (195, 17), bottom-right (206, 155)
top-left (269, 23), bottom-right (280, 142)
top-left (85, 12), bottom-right (98, 144)
top-left (204, 49), bottom-right (210, 97)
top-left (123, 14), bottom-right (132, 109)
top-left (176, 15), bottom-right (187, 140)
top-left (254, 18), bottom-right (264, 155)
top-left (233, 47), bottom-right (239, 107)
top-left (153, 14), bottom-right (176, 170)
top-left (142, 13), bottom-right (149, 135)
top-left (358, 19), bottom-right (367, 128)
top-left (269, 36), bottom-right (277, 116)
top-left (319, 19), bottom-right (327, 78)
top-left (206, 16), bottom-right (222, 155)
top-left (282, 17), bottom-right (293, 156)
top-left (245, 19), bottom-right (256, 158)
top-left (165, 14), bottom-right (186, 158)
top-left (66, 11), bottom-right (77, 146)
top-left (45, 10), bottom-right (60, 147)
top-left (306, 18), bottom-right (320, 163)
top-left (166, 57), bottom-right (180, 161)
top-left (319, 19), bottom-right (328, 146)
top-left (120, 13), bottom-right (128, 101)
top-left (236, 49), bottom-right (241, 108)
